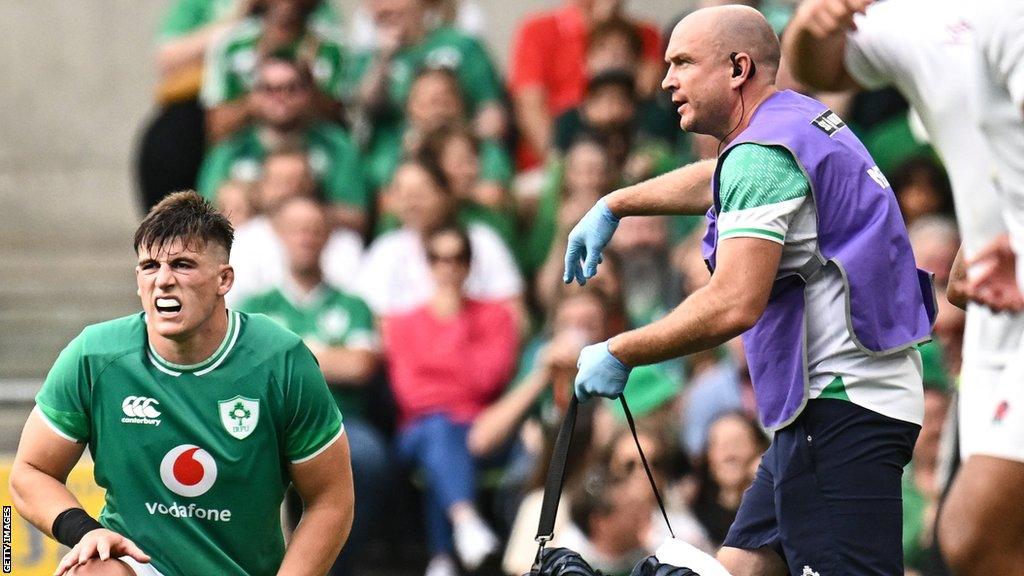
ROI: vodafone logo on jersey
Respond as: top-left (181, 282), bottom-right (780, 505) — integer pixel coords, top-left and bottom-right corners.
top-left (159, 445), bottom-right (218, 497)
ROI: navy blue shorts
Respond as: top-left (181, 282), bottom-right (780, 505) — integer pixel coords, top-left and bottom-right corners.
top-left (723, 399), bottom-right (920, 576)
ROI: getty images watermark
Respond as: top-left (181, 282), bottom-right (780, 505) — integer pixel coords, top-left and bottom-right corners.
top-left (2, 505), bottom-right (11, 574)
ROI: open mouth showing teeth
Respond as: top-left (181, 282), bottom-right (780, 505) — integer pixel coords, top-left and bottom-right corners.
top-left (155, 297), bottom-right (182, 314)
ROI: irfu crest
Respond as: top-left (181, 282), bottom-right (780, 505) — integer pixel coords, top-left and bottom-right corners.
top-left (219, 396), bottom-right (259, 440)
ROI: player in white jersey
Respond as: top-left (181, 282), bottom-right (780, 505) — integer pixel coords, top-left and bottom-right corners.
top-left (784, 1), bottom-right (1024, 573)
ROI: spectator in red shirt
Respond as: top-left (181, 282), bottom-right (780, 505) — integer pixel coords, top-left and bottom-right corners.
top-left (508, 0), bottom-right (664, 170)
top-left (381, 226), bottom-right (519, 576)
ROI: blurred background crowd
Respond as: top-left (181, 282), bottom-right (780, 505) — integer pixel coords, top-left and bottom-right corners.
top-left (1, 1), bottom-right (966, 575)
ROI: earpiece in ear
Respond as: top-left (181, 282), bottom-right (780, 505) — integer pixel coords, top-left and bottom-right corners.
top-left (730, 52), bottom-right (742, 78)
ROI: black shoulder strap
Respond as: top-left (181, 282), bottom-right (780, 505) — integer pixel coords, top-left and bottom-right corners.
top-left (533, 394), bottom-right (675, 567)
top-left (535, 394), bottom-right (580, 547)
top-left (619, 396), bottom-right (675, 539)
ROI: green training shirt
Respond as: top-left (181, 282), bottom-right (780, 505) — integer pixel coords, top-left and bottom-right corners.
top-left (35, 310), bottom-right (344, 576)
top-left (197, 122), bottom-right (370, 209)
top-left (238, 284), bottom-right (378, 418)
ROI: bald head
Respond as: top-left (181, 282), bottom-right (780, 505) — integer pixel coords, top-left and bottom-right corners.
top-left (662, 5), bottom-right (781, 138)
top-left (673, 6), bottom-right (780, 82)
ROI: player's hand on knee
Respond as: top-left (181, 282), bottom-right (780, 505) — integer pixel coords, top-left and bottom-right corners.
top-left (574, 340), bottom-right (631, 402)
top-left (55, 529), bottom-right (150, 576)
top-left (564, 199), bottom-right (620, 286)
top-left (796, 0), bottom-right (875, 38)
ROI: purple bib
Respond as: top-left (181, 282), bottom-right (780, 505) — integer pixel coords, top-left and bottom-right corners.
top-left (702, 90), bottom-right (936, 430)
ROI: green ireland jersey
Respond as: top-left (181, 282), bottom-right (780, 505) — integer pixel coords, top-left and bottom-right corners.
top-left (197, 122), bottom-right (370, 209)
top-left (201, 17), bottom-right (348, 107)
top-left (238, 284), bottom-right (378, 418)
top-left (35, 310), bottom-right (344, 576)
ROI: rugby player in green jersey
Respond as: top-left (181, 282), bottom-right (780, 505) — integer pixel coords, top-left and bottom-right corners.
top-left (9, 191), bottom-right (354, 576)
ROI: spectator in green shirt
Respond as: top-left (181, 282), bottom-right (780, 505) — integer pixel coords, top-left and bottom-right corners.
top-left (141, 0), bottom-right (335, 211)
top-left (158, 0), bottom-right (339, 101)
top-left (373, 122), bottom-right (517, 246)
top-left (349, 0), bottom-right (506, 148)
top-left (363, 67), bottom-right (511, 191)
top-left (237, 195), bottom-right (389, 576)
top-left (201, 0), bottom-right (348, 142)
top-left (198, 57), bottom-right (370, 232)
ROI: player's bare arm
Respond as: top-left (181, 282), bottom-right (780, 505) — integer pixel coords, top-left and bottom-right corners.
top-left (610, 236), bottom-right (781, 366)
top-left (278, 433), bottom-right (354, 576)
top-left (11, 411), bottom-right (150, 576)
top-left (783, 0), bottom-right (872, 91)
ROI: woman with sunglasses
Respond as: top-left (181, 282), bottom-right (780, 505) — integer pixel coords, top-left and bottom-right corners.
top-left (381, 225), bottom-right (520, 576)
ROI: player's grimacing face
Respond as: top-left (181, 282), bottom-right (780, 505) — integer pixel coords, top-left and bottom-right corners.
top-left (136, 239), bottom-right (232, 340)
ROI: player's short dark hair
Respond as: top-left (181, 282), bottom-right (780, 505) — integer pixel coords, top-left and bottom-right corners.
top-left (134, 190), bottom-right (234, 257)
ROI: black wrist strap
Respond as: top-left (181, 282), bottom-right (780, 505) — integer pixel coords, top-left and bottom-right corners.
top-left (533, 394), bottom-right (675, 568)
top-left (52, 507), bottom-right (103, 548)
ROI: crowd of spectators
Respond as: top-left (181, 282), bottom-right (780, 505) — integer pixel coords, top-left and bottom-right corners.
top-left (135, 1), bottom-right (965, 575)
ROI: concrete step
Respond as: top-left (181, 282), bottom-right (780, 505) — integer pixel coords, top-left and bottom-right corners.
top-left (0, 251), bottom-right (138, 378)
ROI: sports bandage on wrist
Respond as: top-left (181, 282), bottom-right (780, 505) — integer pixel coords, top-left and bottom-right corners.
top-left (52, 507), bottom-right (103, 548)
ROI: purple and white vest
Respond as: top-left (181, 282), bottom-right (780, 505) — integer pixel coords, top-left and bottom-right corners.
top-left (702, 90), bottom-right (937, 430)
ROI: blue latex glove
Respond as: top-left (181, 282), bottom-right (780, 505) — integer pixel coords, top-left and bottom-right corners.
top-left (563, 198), bottom-right (620, 285)
top-left (574, 340), bottom-right (632, 402)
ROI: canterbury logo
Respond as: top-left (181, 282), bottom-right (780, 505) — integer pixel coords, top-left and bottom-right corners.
top-left (122, 396), bottom-right (162, 419)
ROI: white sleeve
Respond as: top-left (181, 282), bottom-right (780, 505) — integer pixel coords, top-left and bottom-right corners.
top-left (717, 197), bottom-right (807, 245)
top-left (843, 6), bottom-right (904, 90)
top-left (978, 1), bottom-right (1024, 108)
top-left (465, 226), bottom-right (524, 300)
